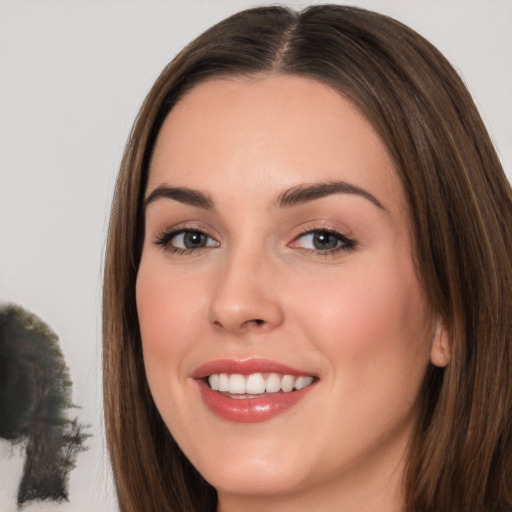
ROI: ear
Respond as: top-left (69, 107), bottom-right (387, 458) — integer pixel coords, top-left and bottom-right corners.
top-left (430, 317), bottom-right (451, 367)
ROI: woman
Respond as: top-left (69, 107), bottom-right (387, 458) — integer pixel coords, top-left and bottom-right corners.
top-left (103, 5), bottom-right (512, 511)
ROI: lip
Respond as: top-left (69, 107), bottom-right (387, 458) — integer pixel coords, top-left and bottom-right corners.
top-left (191, 358), bottom-right (317, 379)
top-left (192, 358), bottom-right (318, 423)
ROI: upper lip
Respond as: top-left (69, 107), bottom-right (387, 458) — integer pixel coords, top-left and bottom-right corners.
top-left (191, 358), bottom-right (317, 379)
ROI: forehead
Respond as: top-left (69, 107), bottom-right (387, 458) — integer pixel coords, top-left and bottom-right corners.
top-left (148, 74), bottom-right (404, 213)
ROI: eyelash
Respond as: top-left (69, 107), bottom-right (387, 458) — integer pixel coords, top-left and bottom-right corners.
top-left (292, 227), bottom-right (357, 256)
top-left (153, 228), bottom-right (218, 256)
top-left (153, 227), bottom-right (357, 256)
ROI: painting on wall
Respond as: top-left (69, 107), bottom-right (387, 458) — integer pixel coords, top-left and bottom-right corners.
top-left (0, 303), bottom-right (90, 508)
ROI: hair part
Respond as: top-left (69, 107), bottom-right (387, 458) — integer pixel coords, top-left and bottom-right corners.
top-left (103, 5), bottom-right (512, 511)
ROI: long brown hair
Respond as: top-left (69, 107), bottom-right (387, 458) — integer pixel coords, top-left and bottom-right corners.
top-left (103, 5), bottom-right (512, 511)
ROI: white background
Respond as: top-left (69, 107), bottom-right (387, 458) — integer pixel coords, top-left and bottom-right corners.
top-left (1, 1), bottom-right (510, 511)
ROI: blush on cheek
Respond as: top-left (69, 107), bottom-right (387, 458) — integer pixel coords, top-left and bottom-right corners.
top-left (136, 273), bottom-right (168, 351)
top-left (303, 267), bottom-right (429, 364)
top-left (136, 265), bottom-right (209, 365)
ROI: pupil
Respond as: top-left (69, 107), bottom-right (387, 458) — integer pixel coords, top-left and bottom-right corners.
top-left (313, 231), bottom-right (338, 250)
top-left (184, 231), bottom-right (205, 248)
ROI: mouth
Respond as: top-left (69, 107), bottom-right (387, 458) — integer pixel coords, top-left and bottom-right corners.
top-left (193, 359), bottom-right (318, 423)
top-left (206, 372), bottom-right (315, 398)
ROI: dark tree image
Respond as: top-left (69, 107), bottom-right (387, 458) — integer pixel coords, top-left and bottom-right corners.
top-left (0, 303), bottom-right (89, 507)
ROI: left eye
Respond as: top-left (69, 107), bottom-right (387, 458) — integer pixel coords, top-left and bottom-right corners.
top-left (292, 230), bottom-right (355, 252)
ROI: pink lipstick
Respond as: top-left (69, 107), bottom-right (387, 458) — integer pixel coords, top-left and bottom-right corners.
top-left (192, 359), bottom-right (318, 423)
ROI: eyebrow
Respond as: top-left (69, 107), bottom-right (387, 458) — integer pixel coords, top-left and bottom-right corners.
top-left (144, 180), bottom-right (386, 212)
top-left (275, 181), bottom-right (386, 211)
top-left (144, 185), bottom-right (214, 210)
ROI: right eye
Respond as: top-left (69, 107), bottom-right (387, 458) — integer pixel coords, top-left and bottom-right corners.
top-left (154, 229), bottom-right (219, 254)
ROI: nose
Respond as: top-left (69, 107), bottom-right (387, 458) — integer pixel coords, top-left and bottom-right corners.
top-left (207, 249), bottom-right (284, 335)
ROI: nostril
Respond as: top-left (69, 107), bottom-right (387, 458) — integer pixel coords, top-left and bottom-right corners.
top-left (244, 319), bottom-right (265, 328)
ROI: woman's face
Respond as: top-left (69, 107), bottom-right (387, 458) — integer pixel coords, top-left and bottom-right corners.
top-left (136, 75), bottom-right (448, 509)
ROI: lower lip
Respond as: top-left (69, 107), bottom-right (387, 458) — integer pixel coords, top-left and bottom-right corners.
top-left (196, 380), bottom-right (316, 423)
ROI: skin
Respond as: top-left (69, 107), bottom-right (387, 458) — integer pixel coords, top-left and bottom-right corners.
top-left (136, 75), bottom-right (450, 512)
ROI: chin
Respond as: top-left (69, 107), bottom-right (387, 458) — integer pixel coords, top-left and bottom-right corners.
top-left (187, 437), bottom-right (310, 497)
top-left (203, 463), bottom-right (305, 497)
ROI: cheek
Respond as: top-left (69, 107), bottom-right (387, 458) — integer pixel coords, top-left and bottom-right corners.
top-left (290, 257), bottom-right (432, 380)
top-left (135, 261), bottom-right (216, 444)
top-left (135, 263), bottom-right (204, 384)
top-left (286, 259), bottom-right (432, 459)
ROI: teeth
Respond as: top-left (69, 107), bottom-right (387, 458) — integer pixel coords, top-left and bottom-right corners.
top-left (295, 376), bottom-right (314, 390)
top-left (265, 373), bottom-right (281, 393)
top-left (218, 373), bottom-right (229, 392)
top-left (246, 373), bottom-right (266, 394)
top-left (208, 373), bottom-right (219, 391)
top-left (229, 374), bottom-right (245, 394)
top-left (281, 374), bottom-right (295, 392)
top-left (207, 372), bottom-right (315, 395)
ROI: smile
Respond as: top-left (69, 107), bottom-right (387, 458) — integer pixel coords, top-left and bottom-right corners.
top-left (193, 360), bottom-right (318, 423)
top-left (207, 373), bottom-right (314, 396)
